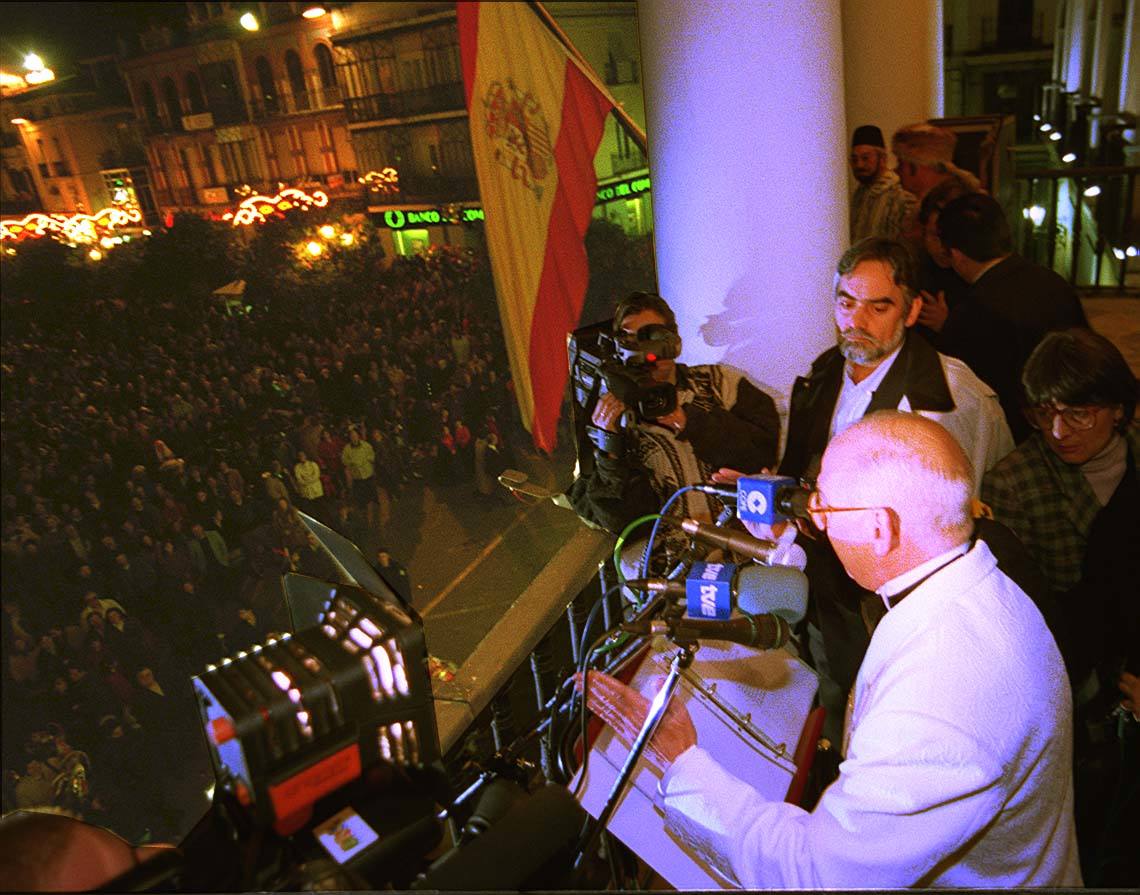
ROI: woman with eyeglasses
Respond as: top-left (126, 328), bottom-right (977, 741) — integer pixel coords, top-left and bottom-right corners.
top-left (981, 327), bottom-right (1138, 887)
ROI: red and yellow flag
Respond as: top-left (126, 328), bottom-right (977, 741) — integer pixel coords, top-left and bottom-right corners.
top-left (458, 1), bottom-right (613, 452)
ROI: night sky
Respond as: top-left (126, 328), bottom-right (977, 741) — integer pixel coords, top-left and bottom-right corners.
top-left (0, 2), bottom-right (183, 73)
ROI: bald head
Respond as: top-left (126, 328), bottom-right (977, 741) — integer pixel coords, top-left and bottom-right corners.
top-left (818, 412), bottom-right (975, 589)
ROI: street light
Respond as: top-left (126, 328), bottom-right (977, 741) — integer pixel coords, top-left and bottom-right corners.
top-left (1061, 152), bottom-right (1077, 163)
top-left (1083, 185), bottom-right (1102, 198)
top-left (23, 53), bottom-right (44, 72)
top-left (306, 240), bottom-right (323, 257)
top-left (239, 11), bottom-right (260, 31)
top-left (302, 6), bottom-right (328, 18)
top-left (318, 224), bottom-right (335, 239)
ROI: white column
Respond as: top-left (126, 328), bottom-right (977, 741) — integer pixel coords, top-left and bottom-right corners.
top-left (1089, 0), bottom-right (1115, 102)
top-left (1064, 0), bottom-right (1090, 93)
top-left (1089, 0), bottom-right (1116, 146)
top-left (1121, 0), bottom-right (1140, 116)
top-left (636, 0), bottom-right (846, 419)
top-left (841, 0), bottom-right (943, 150)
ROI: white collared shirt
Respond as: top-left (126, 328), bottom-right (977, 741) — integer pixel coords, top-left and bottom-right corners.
top-left (829, 344), bottom-right (902, 439)
top-left (876, 541), bottom-right (971, 611)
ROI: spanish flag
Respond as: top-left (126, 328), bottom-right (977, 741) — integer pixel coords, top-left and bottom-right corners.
top-left (458, 1), bottom-right (613, 452)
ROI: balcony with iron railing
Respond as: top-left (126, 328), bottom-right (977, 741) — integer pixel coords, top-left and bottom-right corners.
top-left (1012, 162), bottom-right (1139, 291)
top-left (248, 84), bottom-right (343, 121)
top-left (344, 81), bottom-right (465, 124)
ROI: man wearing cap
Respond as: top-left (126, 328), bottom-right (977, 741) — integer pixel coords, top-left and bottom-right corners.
top-left (849, 125), bottom-right (916, 242)
top-left (891, 122), bottom-right (982, 203)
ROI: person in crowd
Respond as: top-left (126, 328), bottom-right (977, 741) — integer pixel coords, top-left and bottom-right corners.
top-left (912, 177), bottom-right (980, 340)
top-left (981, 329), bottom-right (1138, 886)
top-left (890, 122), bottom-right (982, 204)
top-left (568, 291), bottom-right (781, 535)
top-left (585, 412), bottom-right (1080, 888)
top-left (721, 237), bottom-right (1013, 745)
top-left (292, 450), bottom-right (324, 518)
top-left (341, 427), bottom-right (378, 529)
top-left (848, 124), bottom-right (916, 242)
top-left (937, 193), bottom-right (1089, 441)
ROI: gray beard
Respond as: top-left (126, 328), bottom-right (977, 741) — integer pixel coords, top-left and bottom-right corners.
top-left (837, 323), bottom-right (905, 366)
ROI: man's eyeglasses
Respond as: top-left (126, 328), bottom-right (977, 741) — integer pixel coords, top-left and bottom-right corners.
top-left (1025, 403), bottom-right (1101, 432)
top-left (805, 488), bottom-right (887, 532)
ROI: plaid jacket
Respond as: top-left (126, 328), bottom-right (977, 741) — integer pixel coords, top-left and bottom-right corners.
top-left (981, 423), bottom-right (1140, 591)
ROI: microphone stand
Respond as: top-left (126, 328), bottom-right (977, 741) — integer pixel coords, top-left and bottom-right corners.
top-left (573, 637), bottom-right (696, 872)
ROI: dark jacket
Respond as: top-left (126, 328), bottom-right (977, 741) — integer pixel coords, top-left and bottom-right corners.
top-left (937, 254), bottom-right (1087, 442)
top-left (780, 330), bottom-right (954, 482)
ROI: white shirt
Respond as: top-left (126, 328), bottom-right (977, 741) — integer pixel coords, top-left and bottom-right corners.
top-left (829, 345), bottom-right (902, 439)
top-left (876, 541), bottom-right (970, 611)
top-left (658, 541), bottom-right (1080, 889)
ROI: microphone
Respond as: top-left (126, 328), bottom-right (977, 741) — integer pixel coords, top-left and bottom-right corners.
top-left (623, 563), bottom-right (808, 623)
top-left (680, 518), bottom-right (779, 563)
top-left (620, 612), bottom-right (792, 650)
top-left (736, 475), bottom-right (812, 525)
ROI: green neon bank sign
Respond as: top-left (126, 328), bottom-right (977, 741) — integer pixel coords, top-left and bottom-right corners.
top-left (380, 174), bottom-right (650, 229)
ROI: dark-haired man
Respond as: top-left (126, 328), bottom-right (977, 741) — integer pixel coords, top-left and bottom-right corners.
top-left (755, 238), bottom-right (1013, 742)
top-left (938, 193), bottom-right (1087, 440)
top-left (567, 291), bottom-right (780, 534)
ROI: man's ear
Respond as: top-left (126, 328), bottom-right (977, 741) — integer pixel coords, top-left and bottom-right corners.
top-left (869, 507), bottom-right (899, 557)
top-left (905, 293), bottom-right (922, 328)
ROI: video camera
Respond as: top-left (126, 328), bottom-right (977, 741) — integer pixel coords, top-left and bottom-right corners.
top-left (568, 317), bottom-right (682, 460)
top-left (103, 514), bottom-right (585, 892)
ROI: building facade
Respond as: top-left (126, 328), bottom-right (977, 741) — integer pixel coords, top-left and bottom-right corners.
top-left (116, 1), bottom-right (362, 222)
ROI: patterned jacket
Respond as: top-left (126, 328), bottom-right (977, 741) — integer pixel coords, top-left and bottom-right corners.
top-left (568, 363), bottom-right (779, 534)
top-left (981, 423), bottom-right (1140, 591)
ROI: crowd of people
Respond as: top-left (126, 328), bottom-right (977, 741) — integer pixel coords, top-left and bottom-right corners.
top-left (0, 243), bottom-right (521, 840)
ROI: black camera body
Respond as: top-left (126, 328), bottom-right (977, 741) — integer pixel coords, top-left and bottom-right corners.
top-left (568, 320), bottom-right (681, 461)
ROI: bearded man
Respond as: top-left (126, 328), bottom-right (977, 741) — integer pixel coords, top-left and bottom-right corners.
top-left (848, 125), bottom-right (916, 242)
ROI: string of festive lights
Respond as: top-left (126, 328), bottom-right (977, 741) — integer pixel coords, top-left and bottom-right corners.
top-left (222, 188), bottom-right (330, 227)
top-left (358, 168), bottom-right (400, 195)
top-left (0, 206), bottom-right (143, 244)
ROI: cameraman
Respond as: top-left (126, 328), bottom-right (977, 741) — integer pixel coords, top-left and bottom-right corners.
top-left (568, 292), bottom-right (779, 534)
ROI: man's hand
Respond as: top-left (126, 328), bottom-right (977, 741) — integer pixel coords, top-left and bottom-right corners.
top-left (576, 671), bottom-right (697, 774)
top-left (917, 290), bottom-right (949, 333)
top-left (1119, 671), bottom-right (1140, 717)
top-left (591, 393), bottom-right (629, 434)
top-left (710, 467), bottom-right (790, 540)
top-left (655, 405), bottom-right (687, 435)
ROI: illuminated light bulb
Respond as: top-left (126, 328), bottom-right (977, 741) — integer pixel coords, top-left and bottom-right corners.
top-left (239, 11), bottom-right (259, 31)
top-left (318, 224), bottom-right (335, 239)
top-left (1083, 185), bottom-right (1102, 198)
top-left (1028, 205), bottom-right (1046, 227)
top-left (1062, 152), bottom-right (1076, 163)
top-left (348, 627), bottom-right (372, 649)
top-left (340, 232), bottom-right (354, 246)
top-left (23, 53), bottom-right (44, 72)
top-left (1112, 247), bottom-right (1127, 261)
top-left (1039, 122), bottom-right (1052, 133)
top-left (1032, 113), bottom-right (1041, 122)
top-left (10, 117), bottom-right (28, 125)
top-left (100, 236), bottom-right (116, 249)
top-left (1049, 131), bottom-right (1062, 142)
top-left (1126, 246), bottom-right (1138, 258)
top-left (88, 248), bottom-right (102, 261)
top-left (302, 5), bottom-right (327, 18)
top-left (306, 240), bottom-right (322, 257)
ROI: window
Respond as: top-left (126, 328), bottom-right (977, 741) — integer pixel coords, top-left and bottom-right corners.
top-left (255, 55), bottom-right (277, 115)
top-left (186, 72), bottom-right (206, 114)
top-left (314, 44), bottom-right (336, 89)
top-left (285, 50), bottom-right (309, 110)
top-left (161, 76), bottom-right (182, 125)
top-left (140, 82), bottom-right (160, 121)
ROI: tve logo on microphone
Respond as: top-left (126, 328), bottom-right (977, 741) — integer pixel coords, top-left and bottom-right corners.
top-left (737, 475), bottom-right (798, 525)
top-left (686, 561), bottom-right (734, 619)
